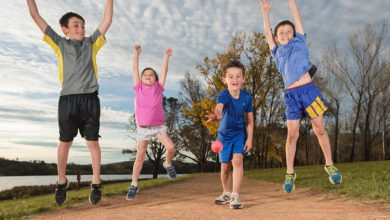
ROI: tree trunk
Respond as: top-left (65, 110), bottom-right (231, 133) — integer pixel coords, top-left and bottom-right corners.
top-left (383, 122), bottom-right (386, 160)
top-left (350, 101), bottom-right (361, 162)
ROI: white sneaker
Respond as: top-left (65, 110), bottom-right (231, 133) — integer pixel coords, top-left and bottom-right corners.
top-left (214, 192), bottom-right (231, 205)
top-left (230, 193), bottom-right (243, 209)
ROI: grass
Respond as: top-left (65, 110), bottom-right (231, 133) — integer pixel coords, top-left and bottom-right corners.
top-left (245, 160), bottom-right (390, 202)
top-left (0, 173), bottom-right (200, 220)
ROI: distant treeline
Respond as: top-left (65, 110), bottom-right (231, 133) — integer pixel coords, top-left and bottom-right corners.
top-left (0, 157), bottom-right (206, 176)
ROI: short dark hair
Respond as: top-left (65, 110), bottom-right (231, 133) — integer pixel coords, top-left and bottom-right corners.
top-left (141, 67), bottom-right (159, 82)
top-left (274, 20), bottom-right (296, 37)
top-left (59, 12), bottom-right (85, 28)
top-left (222, 60), bottom-right (245, 77)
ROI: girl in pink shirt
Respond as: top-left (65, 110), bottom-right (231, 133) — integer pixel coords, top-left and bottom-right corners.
top-left (126, 45), bottom-right (176, 200)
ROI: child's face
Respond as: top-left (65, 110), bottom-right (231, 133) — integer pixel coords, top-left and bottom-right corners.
top-left (223, 67), bottom-right (244, 91)
top-left (141, 69), bottom-right (157, 86)
top-left (62, 17), bottom-right (85, 41)
top-left (275, 24), bottom-right (294, 45)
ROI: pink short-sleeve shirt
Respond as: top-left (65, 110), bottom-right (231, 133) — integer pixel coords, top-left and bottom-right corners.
top-left (134, 82), bottom-right (165, 126)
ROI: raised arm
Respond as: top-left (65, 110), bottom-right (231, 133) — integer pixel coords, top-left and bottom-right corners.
top-left (257, 0), bottom-right (276, 51)
top-left (27, 0), bottom-right (48, 33)
top-left (98, 0), bottom-right (113, 36)
top-left (205, 103), bottom-right (223, 123)
top-left (159, 48), bottom-right (173, 87)
top-left (132, 45), bottom-right (141, 85)
top-left (287, 0), bottom-right (304, 35)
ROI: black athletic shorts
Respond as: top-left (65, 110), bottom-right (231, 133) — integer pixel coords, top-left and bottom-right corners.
top-left (58, 91), bottom-right (101, 142)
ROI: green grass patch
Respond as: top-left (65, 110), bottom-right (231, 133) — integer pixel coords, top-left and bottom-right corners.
top-left (0, 174), bottom-right (200, 220)
top-left (245, 161), bottom-right (390, 202)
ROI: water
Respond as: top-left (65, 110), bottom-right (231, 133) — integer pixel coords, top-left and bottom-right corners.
top-left (0, 174), bottom-right (174, 192)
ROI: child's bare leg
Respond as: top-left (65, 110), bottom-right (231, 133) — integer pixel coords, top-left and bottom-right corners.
top-left (286, 119), bottom-right (300, 174)
top-left (57, 141), bottom-right (72, 183)
top-left (311, 115), bottom-right (333, 165)
top-left (220, 162), bottom-right (231, 192)
top-left (156, 132), bottom-right (175, 165)
top-left (232, 153), bottom-right (243, 193)
top-left (131, 140), bottom-right (148, 184)
top-left (86, 140), bottom-right (101, 183)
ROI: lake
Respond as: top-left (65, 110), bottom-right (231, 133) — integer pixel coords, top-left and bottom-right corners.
top-left (0, 174), bottom-right (175, 192)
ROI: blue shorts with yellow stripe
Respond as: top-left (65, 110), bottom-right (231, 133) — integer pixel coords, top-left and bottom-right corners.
top-left (284, 82), bottom-right (328, 120)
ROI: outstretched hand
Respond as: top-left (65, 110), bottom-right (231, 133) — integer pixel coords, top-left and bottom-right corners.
top-left (134, 45), bottom-right (141, 54)
top-left (165, 48), bottom-right (173, 57)
top-left (257, 0), bottom-right (275, 14)
top-left (205, 110), bottom-right (222, 123)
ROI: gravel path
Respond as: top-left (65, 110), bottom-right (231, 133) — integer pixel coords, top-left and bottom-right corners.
top-left (31, 173), bottom-right (390, 220)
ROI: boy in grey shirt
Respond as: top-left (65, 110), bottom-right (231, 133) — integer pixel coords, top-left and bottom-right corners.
top-left (27, 0), bottom-right (113, 205)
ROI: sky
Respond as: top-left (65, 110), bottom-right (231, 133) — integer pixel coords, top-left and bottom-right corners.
top-left (0, 0), bottom-right (389, 165)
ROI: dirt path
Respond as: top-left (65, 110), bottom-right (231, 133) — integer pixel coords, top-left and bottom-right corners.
top-left (32, 173), bottom-right (390, 220)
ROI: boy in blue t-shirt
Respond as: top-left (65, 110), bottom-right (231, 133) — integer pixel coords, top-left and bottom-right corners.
top-left (257, 0), bottom-right (342, 193)
top-left (206, 60), bottom-right (254, 209)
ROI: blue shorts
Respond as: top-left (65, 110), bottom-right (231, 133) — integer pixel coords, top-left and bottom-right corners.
top-left (284, 82), bottom-right (328, 120)
top-left (219, 134), bottom-right (246, 163)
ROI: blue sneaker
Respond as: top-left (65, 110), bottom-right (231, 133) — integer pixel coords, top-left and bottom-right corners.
top-left (126, 185), bottom-right (139, 200)
top-left (164, 163), bottom-right (177, 180)
top-left (324, 165), bottom-right (342, 184)
top-left (283, 173), bottom-right (296, 193)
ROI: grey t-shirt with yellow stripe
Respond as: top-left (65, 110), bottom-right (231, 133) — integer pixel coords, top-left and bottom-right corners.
top-left (43, 26), bottom-right (106, 96)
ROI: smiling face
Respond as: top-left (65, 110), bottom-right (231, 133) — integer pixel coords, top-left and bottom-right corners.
top-left (62, 16), bottom-right (85, 41)
top-left (275, 24), bottom-right (294, 45)
top-left (141, 69), bottom-right (157, 86)
top-left (223, 67), bottom-right (245, 91)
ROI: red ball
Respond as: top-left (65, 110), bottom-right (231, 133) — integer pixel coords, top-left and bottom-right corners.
top-left (211, 141), bottom-right (223, 153)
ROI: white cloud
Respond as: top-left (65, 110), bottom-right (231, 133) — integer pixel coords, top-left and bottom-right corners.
top-left (0, 0), bottom-right (389, 164)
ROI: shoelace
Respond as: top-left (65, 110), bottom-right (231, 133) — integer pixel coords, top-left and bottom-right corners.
top-left (327, 166), bottom-right (339, 176)
top-left (231, 195), bottom-right (240, 203)
top-left (129, 186), bottom-right (137, 193)
top-left (285, 174), bottom-right (294, 184)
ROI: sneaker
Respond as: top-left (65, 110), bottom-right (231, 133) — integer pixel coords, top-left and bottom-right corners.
top-left (126, 185), bottom-right (139, 200)
top-left (229, 193), bottom-right (243, 209)
top-left (55, 179), bottom-right (70, 205)
top-left (283, 173), bottom-right (296, 193)
top-left (164, 162), bottom-right (177, 180)
top-left (89, 183), bottom-right (102, 205)
top-left (214, 192), bottom-right (230, 205)
top-left (324, 165), bottom-right (342, 184)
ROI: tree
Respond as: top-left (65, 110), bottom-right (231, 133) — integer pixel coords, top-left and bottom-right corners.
top-left (322, 21), bottom-right (390, 161)
top-left (317, 69), bottom-right (345, 163)
top-left (178, 73), bottom-right (215, 172)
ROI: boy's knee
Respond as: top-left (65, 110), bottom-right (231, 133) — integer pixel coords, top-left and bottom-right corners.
top-left (221, 164), bottom-right (230, 173)
top-left (287, 132), bottom-right (299, 142)
top-left (86, 141), bottom-right (100, 149)
top-left (232, 156), bottom-right (243, 167)
top-left (58, 141), bottom-right (72, 148)
top-left (314, 126), bottom-right (326, 136)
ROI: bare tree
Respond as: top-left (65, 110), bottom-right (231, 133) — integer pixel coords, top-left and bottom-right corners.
top-left (318, 69), bottom-right (345, 163)
top-left (322, 21), bottom-right (390, 161)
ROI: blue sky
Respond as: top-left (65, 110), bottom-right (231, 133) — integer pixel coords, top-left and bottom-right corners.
top-left (0, 0), bottom-right (389, 164)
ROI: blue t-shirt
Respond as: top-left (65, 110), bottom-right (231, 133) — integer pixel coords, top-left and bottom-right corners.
top-left (271, 33), bottom-right (313, 89)
top-left (217, 89), bottom-right (253, 142)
